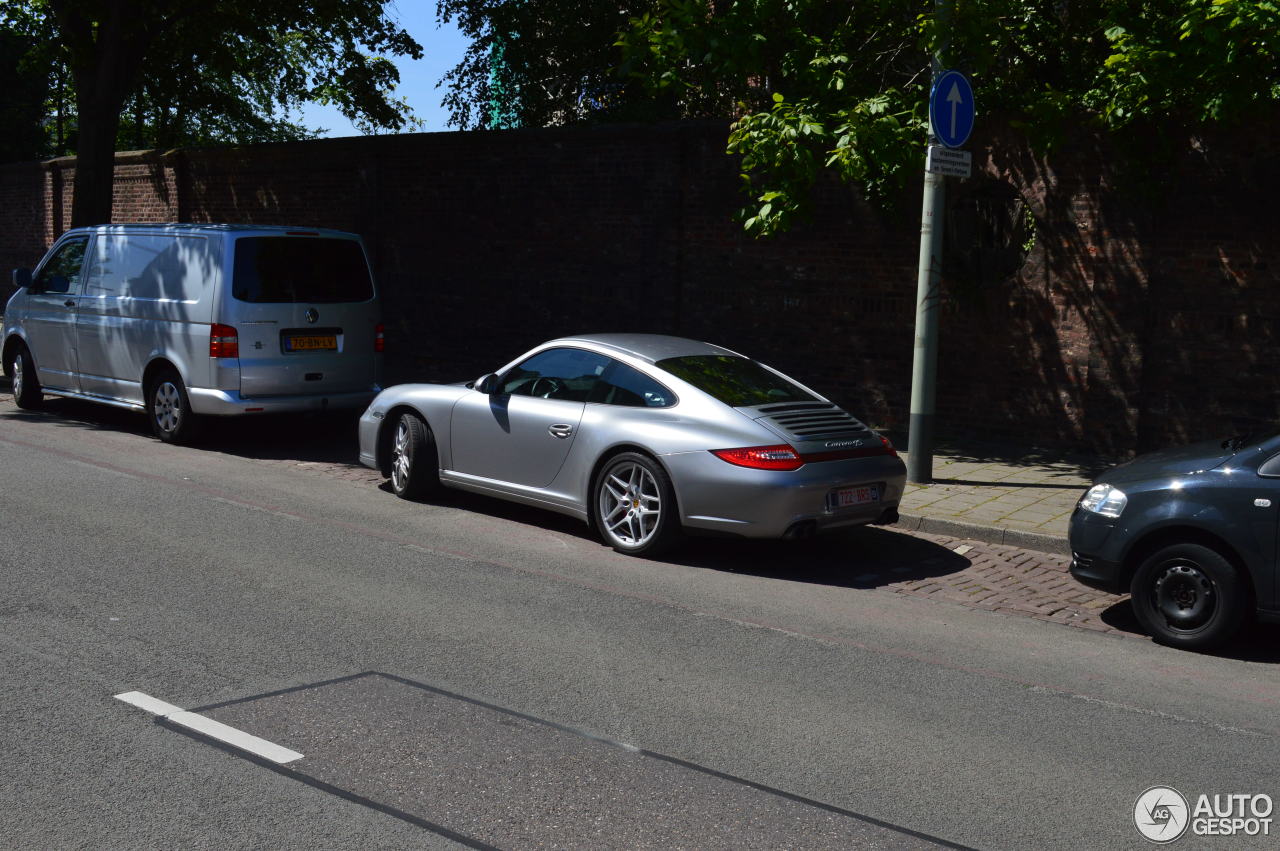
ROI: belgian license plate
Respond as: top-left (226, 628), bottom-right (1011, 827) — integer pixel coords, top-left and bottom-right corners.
top-left (831, 485), bottom-right (879, 508)
top-left (285, 334), bottom-right (337, 352)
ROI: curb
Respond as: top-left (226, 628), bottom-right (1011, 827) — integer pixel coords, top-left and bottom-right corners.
top-left (896, 512), bottom-right (1070, 556)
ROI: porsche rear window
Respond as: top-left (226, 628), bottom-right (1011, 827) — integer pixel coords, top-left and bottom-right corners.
top-left (232, 237), bottom-right (373, 303)
top-left (655, 355), bottom-right (817, 407)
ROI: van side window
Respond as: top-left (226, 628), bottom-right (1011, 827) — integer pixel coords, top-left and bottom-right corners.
top-left (33, 238), bottom-right (88, 294)
top-left (86, 233), bottom-right (208, 300)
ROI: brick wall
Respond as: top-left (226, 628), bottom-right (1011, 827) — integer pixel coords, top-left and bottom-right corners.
top-left (2, 120), bottom-right (1277, 456)
top-left (0, 160), bottom-right (47, 278)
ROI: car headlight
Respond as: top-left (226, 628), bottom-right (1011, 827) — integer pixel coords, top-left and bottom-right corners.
top-left (1079, 483), bottom-right (1127, 518)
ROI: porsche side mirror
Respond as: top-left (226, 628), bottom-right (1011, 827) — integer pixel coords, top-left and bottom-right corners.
top-left (11, 268), bottom-right (32, 292)
top-left (475, 373), bottom-right (499, 394)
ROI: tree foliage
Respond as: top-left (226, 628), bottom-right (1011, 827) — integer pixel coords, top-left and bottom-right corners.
top-left (437, 0), bottom-right (668, 129)
top-left (0, 26), bottom-right (53, 162)
top-left (2, 0), bottom-right (423, 223)
top-left (613, 0), bottom-right (1280, 236)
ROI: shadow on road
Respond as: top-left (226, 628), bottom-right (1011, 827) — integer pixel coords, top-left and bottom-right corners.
top-left (1, 390), bottom-right (365, 466)
top-left (660, 527), bottom-right (972, 589)
top-left (391, 479), bottom-right (972, 590)
top-left (5, 386), bottom-right (972, 591)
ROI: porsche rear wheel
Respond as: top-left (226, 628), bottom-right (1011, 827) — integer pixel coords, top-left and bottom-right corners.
top-left (593, 452), bottom-right (682, 557)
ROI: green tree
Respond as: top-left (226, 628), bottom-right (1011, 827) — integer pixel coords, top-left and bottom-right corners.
top-left (617, 0), bottom-right (1280, 236)
top-left (0, 27), bottom-right (51, 162)
top-left (6, 0), bottom-right (423, 226)
top-left (437, 0), bottom-right (670, 129)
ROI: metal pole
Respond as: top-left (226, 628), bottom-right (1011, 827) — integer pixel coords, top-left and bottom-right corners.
top-left (906, 0), bottom-right (950, 484)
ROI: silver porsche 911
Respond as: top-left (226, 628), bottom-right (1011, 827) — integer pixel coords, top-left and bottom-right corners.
top-left (357, 334), bottom-right (906, 556)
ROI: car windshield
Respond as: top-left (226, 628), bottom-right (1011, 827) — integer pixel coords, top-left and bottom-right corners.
top-left (232, 237), bottom-right (374, 303)
top-left (655, 355), bottom-right (817, 407)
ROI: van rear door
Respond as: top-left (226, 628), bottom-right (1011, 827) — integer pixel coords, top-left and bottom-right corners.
top-left (228, 235), bottom-right (380, 399)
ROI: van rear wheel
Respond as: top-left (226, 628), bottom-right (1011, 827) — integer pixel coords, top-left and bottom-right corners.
top-left (9, 345), bottom-right (42, 410)
top-left (148, 369), bottom-right (199, 444)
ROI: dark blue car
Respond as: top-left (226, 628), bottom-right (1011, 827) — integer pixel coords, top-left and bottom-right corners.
top-left (1069, 434), bottom-right (1280, 650)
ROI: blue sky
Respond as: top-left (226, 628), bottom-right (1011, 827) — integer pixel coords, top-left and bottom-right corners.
top-left (296, 2), bottom-right (471, 136)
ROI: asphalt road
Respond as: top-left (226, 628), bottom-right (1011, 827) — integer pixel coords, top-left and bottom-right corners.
top-left (2, 396), bottom-right (1278, 849)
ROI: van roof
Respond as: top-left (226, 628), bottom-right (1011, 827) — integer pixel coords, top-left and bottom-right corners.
top-left (63, 223), bottom-right (361, 238)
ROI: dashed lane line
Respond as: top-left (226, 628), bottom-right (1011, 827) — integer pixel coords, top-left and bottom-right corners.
top-left (115, 690), bottom-right (304, 764)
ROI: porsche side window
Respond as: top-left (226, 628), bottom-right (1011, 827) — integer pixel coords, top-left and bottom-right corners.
top-left (589, 361), bottom-right (675, 407)
top-left (501, 348), bottom-right (610, 401)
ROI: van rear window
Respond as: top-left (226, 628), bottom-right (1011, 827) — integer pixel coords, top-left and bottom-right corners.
top-left (232, 237), bottom-right (374, 303)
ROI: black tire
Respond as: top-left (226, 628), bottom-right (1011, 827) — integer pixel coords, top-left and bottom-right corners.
top-left (389, 411), bottom-right (441, 500)
top-left (592, 451), bottom-right (683, 557)
top-left (1129, 543), bottom-right (1249, 651)
top-left (147, 368), bottom-right (200, 443)
top-left (8, 344), bottom-right (42, 410)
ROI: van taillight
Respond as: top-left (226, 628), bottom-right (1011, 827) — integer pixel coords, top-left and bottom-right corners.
top-left (374, 323), bottom-right (385, 353)
top-left (210, 323), bottom-right (239, 358)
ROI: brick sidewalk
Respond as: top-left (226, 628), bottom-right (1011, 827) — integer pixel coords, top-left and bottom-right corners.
top-left (883, 533), bottom-right (1131, 637)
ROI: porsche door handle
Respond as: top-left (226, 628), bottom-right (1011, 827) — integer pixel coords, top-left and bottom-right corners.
top-left (548, 424), bottom-right (574, 439)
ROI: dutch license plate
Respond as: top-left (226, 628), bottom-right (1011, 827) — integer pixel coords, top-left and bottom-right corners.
top-left (831, 485), bottom-right (880, 508)
top-left (285, 335), bottom-right (337, 352)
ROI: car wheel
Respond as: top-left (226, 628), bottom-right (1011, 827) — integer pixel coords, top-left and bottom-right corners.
top-left (1130, 543), bottom-right (1248, 651)
top-left (148, 369), bottom-right (199, 443)
top-left (593, 452), bottom-right (682, 557)
top-left (389, 411), bottom-right (441, 500)
top-left (9, 345), bottom-right (42, 410)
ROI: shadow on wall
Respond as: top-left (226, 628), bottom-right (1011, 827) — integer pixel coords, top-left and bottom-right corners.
top-left (2, 119), bottom-right (1277, 456)
top-left (980, 127), bottom-right (1137, 455)
top-left (970, 116), bottom-right (1280, 457)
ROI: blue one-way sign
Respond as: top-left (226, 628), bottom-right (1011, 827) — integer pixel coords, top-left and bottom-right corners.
top-left (929, 70), bottom-right (975, 149)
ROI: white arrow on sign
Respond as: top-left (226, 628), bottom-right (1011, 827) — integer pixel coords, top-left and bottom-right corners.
top-left (946, 82), bottom-right (963, 139)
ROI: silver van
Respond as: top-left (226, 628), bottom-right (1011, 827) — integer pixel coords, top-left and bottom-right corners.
top-left (3, 224), bottom-right (383, 442)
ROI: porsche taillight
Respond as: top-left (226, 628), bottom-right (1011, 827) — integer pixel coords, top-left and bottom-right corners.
top-left (710, 445), bottom-right (804, 471)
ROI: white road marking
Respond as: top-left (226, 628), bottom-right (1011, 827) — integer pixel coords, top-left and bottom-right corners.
top-left (114, 690), bottom-right (304, 763)
top-left (115, 691), bottom-right (184, 716)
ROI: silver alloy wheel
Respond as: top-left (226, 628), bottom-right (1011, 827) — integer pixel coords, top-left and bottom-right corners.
top-left (12, 354), bottom-right (24, 401)
top-left (598, 460), bottom-right (663, 549)
top-left (153, 380), bottom-right (182, 434)
top-left (391, 418), bottom-right (412, 492)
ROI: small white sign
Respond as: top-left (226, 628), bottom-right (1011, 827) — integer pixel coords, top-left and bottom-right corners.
top-left (926, 145), bottom-right (971, 178)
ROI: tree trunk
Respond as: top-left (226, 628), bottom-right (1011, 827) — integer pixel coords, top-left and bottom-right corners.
top-left (69, 100), bottom-right (124, 227)
top-left (57, 0), bottom-right (152, 227)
